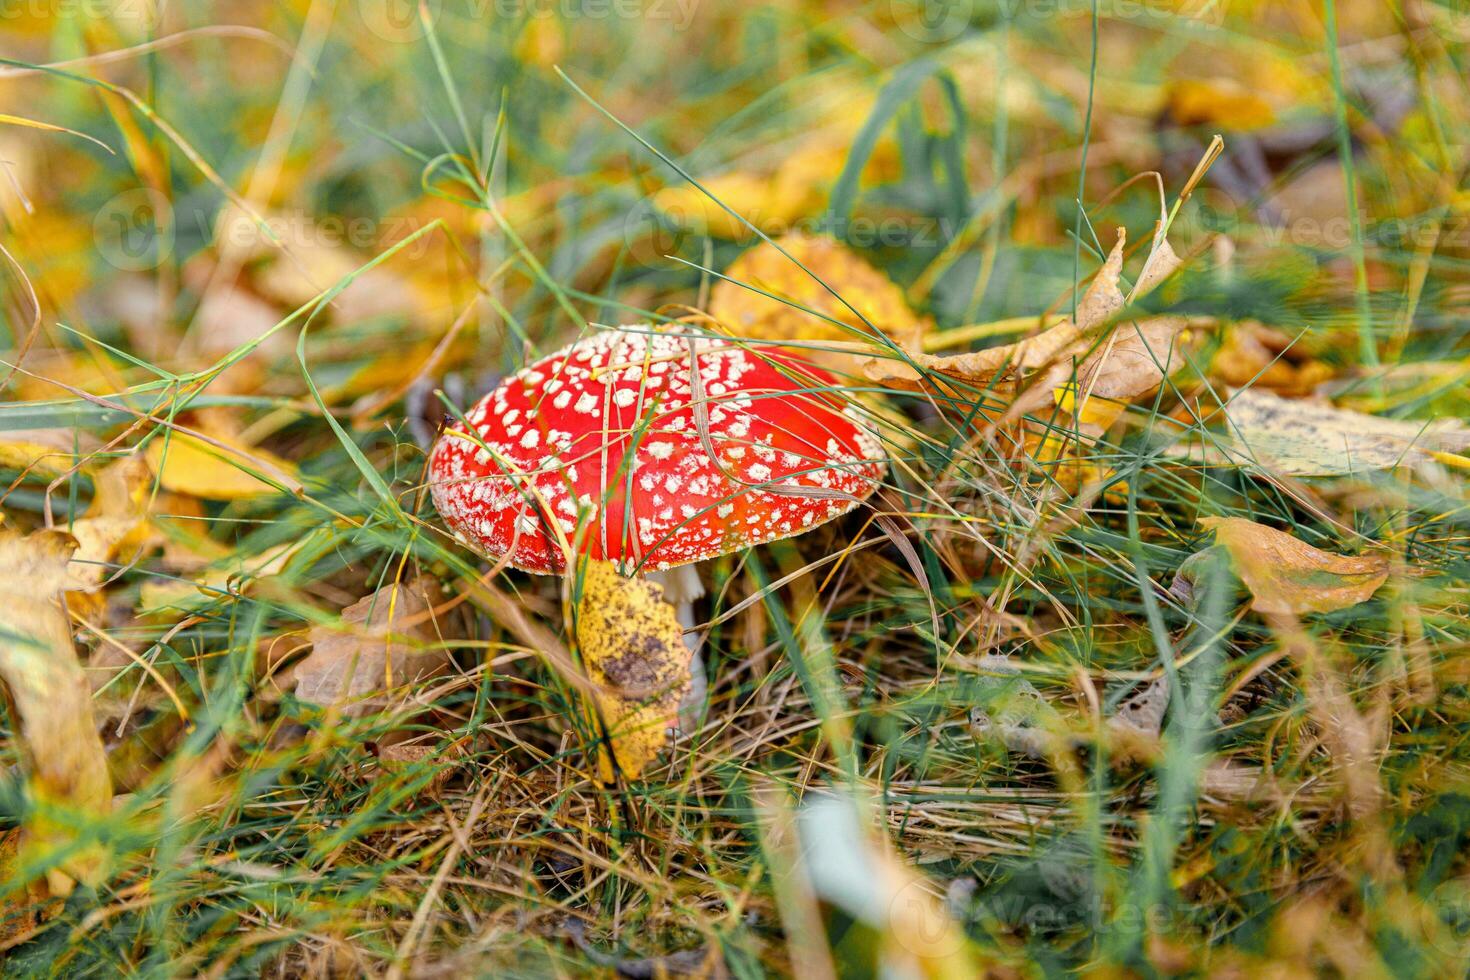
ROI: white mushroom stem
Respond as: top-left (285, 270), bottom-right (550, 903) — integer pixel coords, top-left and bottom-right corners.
top-left (645, 563), bottom-right (707, 733)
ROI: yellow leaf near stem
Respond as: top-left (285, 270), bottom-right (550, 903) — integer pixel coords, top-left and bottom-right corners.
top-left (1199, 516), bottom-right (1390, 617)
top-left (574, 560), bottom-right (693, 782)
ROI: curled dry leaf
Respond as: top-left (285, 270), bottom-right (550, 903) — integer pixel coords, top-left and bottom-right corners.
top-left (1177, 387), bottom-right (1470, 477)
top-left (858, 222), bottom-right (1195, 417)
top-left (1075, 316), bottom-right (1196, 404)
top-left (0, 528), bottom-right (112, 896)
top-left (574, 560), bottom-right (693, 782)
top-left (1209, 322), bottom-right (1335, 397)
top-left (1190, 516), bottom-right (1390, 617)
top-left (288, 575), bottom-right (458, 718)
top-left (708, 233), bottom-right (930, 354)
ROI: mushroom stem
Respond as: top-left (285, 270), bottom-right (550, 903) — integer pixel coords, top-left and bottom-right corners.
top-left (645, 563), bottom-right (707, 733)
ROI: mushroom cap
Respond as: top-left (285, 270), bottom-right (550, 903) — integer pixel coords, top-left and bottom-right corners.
top-left (428, 325), bottom-right (886, 574)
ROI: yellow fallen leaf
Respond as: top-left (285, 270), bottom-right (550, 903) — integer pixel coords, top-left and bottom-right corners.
top-left (0, 428), bottom-right (101, 476)
top-left (287, 575), bottom-right (458, 718)
top-left (61, 454), bottom-right (152, 593)
top-left (139, 531), bottom-right (317, 613)
top-left (1167, 78), bottom-right (1276, 131)
top-left (145, 429), bottom-right (297, 500)
top-left (709, 233), bottom-right (929, 354)
top-left (1196, 516), bottom-right (1390, 616)
top-left (575, 560), bottom-right (693, 782)
top-left (0, 528), bottom-right (112, 896)
top-left (652, 171), bottom-right (818, 242)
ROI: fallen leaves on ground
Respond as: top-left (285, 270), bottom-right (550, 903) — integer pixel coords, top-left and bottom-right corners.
top-left (708, 233), bottom-right (930, 354)
top-left (857, 228), bottom-right (1195, 416)
top-left (0, 528), bottom-right (112, 896)
top-left (286, 575), bottom-right (459, 718)
top-left (1209, 321), bottom-right (1335, 397)
top-left (574, 560), bottom-right (692, 782)
top-left (1180, 516), bottom-right (1390, 617)
top-left (1176, 387), bottom-right (1470, 477)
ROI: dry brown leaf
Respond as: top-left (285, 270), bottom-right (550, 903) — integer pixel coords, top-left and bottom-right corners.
top-left (1209, 322), bottom-right (1335, 397)
top-left (288, 575), bottom-right (457, 718)
top-left (0, 528), bottom-right (112, 896)
top-left (708, 233), bottom-right (930, 354)
top-left (575, 560), bottom-right (693, 782)
top-left (1197, 516), bottom-right (1390, 616)
top-left (1073, 315), bottom-right (1198, 407)
top-left (856, 228), bottom-right (1126, 389)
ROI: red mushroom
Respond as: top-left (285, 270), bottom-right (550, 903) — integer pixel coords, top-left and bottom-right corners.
top-left (428, 324), bottom-right (886, 721)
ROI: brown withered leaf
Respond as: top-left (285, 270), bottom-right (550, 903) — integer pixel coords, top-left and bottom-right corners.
top-left (1209, 322), bottom-right (1335, 397)
top-left (288, 575), bottom-right (458, 718)
top-left (1196, 516), bottom-right (1390, 616)
top-left (1076, 316), bottom-right (1196, 404)
top-left (575, 560), bottom-right (693, 782)
top-left (708, 233), bottom-right (930, 354)
top-left (0, 528), bottom-right (112, 896)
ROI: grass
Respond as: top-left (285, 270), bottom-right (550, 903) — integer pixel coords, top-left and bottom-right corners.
top-left (2, 1), bottom-right (1470, 976)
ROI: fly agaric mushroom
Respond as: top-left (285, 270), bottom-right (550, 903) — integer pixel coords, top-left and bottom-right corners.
top-left (428, 324), bottom-right (886, 721)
